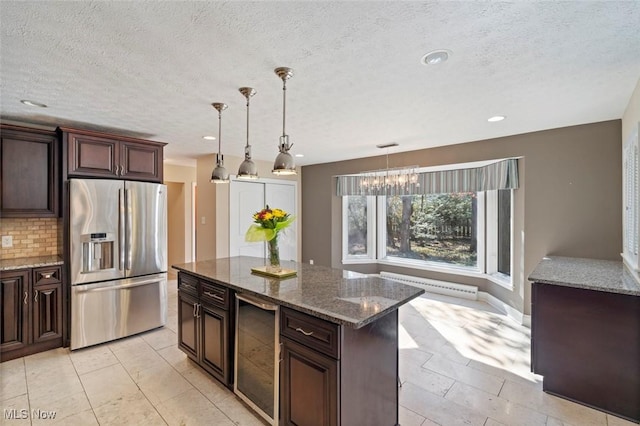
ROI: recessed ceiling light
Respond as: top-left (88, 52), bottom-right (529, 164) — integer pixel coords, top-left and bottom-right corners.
top-left (295, 154), bottom-right (304, 158)
top-left (421, 49), bottom-right (452, 65)
top-left (202, 135), bottom-right (216, 140)
top-left (487, 115), bottom-right (506, 122)
top-left (20, 99), bottom-right (47, 108)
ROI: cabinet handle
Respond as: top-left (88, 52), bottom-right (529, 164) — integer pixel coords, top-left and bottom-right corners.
top-left (204, 291), bottom-right (224, 301)
top-left (115, 164), bottom-right (119, 175)
top-left (295, 327), bottom-right (314, 336)
top-left (34, 290), bottom-right (38, 303)
top-left (196, 304), bottom-right (201, 318)
top-left (41, 272), bottom-right (53, 279)
top-left (24, 292), bottom-right (28, 305)
top-left (193, 302), bottom-right (197, 318)
top-left (278, 342), bottom-right (283, 363)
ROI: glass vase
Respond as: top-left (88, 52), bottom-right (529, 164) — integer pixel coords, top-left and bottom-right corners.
top-left (267, 235), bottom-right (281, 273)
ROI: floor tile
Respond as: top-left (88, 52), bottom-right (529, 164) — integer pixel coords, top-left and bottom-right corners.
top-left (180, 366), bottom-right (234, 405)
top-left (135, 363), bottom-right (194, 405)
top-left (0, 394), bottom-right (30, 425)
top-left (445, 381), bottom-right (547, 426)
top-left (0, 358), bottom-right (26, 401)
top-left (499, 379), bottom-right (607, 425)
top-left (399, 381), bottom-right (488, 426)
top-left (69, 344), bottom-right (119, 375)
top-left (606, 414), bottom-right (640, 426)
top-left (141, 327), bottom-right (178, 351)
top-left (399, 405), bottom-right (426, 426)
top-left (93, 391), bottom-right (166, 425)
top-left (214, 395), bottom-right (270, 426)
top-left (47, 409), bottom-right (98, 426)
top-left (422, 353), bottom-right (505, 395)
top-left (154, 388), bottom-right (234, 426)
top-left (30, 391), bottom-right (91, 425)
top-left (157, 344), bottom-right (194, 373)
top-left (80, 363), bottom-right (139, 409)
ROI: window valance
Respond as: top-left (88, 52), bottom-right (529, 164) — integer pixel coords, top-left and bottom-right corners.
top-left (336, 158), bottom-right (519, 196)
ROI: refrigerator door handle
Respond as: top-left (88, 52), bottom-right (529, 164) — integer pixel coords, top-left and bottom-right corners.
top-left (118, 188), bottom-right (125, 271)
top-left (125, 188), bottom-right (133, 272)
top-left (74, 276), bottom-right (164, 293)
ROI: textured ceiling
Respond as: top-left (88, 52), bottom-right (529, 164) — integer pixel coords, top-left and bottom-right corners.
top-left (1, 1), bottom-right (639, 167)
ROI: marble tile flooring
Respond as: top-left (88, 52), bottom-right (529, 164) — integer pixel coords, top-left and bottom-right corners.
top-left (1, 280), bottom-right (636, 425)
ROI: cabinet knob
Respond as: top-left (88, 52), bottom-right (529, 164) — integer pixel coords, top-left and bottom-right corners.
top-left (41, 272), bottom-right (53, 279)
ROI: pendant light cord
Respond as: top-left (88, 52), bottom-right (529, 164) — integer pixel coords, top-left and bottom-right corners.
top-left (282, 79), bottom-right (287, 138)
top-left (246, 95), bottom-right (250, 148)
top-left (218, 109), bottom-right (222, 157)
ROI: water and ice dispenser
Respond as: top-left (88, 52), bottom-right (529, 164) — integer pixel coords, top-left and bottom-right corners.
top-left (81, 233), bottom-right (115, 272)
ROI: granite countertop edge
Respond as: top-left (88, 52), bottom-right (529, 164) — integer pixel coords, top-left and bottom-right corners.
top-left (172, 261), bottom-right (425, 329)
top-left (0, 255), bottom-right (64, 271)
top-left (528, 256), bottom-right (640, 297)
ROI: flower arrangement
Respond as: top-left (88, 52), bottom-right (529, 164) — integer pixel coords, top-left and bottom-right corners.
top-left (245, 205), bottom-right (295, 272)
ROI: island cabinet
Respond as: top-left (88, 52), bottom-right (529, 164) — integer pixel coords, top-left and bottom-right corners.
top-left (280, 307), bottom-right (399, 426)
top-left (59, 127), bottom-right (166, 183)
top-left (1, 265), bottom-right (63, 362)
top-left (530, 257), bottom-right (640, 423)
top-left (177, 272), bottom-right (234, 388)
top-left (0, 124), bottom-right (59, 217)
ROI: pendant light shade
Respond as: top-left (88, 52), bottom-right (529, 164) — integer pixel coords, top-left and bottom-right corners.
top-left (237, 87), bottom-right (258, 179)
top-left (210, 102), bottom-right (229, 184)
top-left (272, 67), bottom-right (297, 176)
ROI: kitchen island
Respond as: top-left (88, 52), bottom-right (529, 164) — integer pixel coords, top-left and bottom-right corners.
top-left (172, 256), bottom-right (424, 426)
top-left (529, 256), bottom-right (640, 423)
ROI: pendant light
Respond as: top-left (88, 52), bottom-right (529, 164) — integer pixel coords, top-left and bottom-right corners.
top-left (210, 102), bottom-right (230, 183)
top-left (237, 87), bottom-right (258, 179)
top-left (272, 67), bottom-right (297, 175)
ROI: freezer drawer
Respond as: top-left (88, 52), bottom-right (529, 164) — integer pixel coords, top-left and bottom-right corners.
top-left (71, 274), bottom-right (167, 350)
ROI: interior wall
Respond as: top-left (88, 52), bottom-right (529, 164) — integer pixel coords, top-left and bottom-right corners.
top-left (196, 153), bottom-right (300, 261)
top-left (301, 120), bottom-right (622, 315)
top-left (166, 182), bottom-right (185, 277)
top-left (622, 77), bottom-right (640, 143)
top-left (164, 163), bottom-right (197, 266)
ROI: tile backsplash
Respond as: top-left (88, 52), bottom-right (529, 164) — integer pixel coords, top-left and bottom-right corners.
top-left (0, 217), bottom-right (62, 259)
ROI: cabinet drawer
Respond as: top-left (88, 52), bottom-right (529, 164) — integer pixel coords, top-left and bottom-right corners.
top-left (281, 307), bottom-right (340, 359)
top-left (178, 273), bottom-right (198, 296)
top-left (33, 266), bottom-right (62, 286)
top-left (201, 280), bottom-right (229, 310)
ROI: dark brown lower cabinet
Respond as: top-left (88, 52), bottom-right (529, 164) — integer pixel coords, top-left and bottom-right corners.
top-left (177, 272), bottom-right (233, 388)
top-left (1, 266), bottom-right (63, 362)
top-left (281, 337), bottom-right (338, 426)
top-left (532, 282), bottom-right (640, 423)
top-left (280, 307), bottom-right (399, 426)
top-left (1, 269), bottom-right (30, 356)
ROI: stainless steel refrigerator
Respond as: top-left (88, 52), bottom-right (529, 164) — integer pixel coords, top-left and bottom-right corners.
top-left (69, 178), bottom-right (168, 350)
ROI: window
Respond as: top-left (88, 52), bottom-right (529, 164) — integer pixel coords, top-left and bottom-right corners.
top-left (382, 193), bottom-right (481, 269)
top-left (342, 189), bottom-right (513, 285)
top-left (342, 196), bottom-right (376, 262)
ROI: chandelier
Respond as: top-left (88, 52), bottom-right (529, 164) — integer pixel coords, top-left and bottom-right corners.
top-left (358, 143), bottom-right (419, 196)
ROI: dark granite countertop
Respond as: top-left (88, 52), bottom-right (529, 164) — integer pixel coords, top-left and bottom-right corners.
top-left (0, 255), bottom-right (63, 271)
top-left (172, 256), bottom-right (425, 329)
top-left (528, 256), bottom-right (640, 296)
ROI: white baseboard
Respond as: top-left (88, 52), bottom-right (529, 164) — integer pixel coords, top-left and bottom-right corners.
top-left (479, 291), bottom-right (530, 328)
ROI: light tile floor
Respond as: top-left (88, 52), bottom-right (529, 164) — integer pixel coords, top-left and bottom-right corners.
top-left (1, 280), bottom-right (636, 426)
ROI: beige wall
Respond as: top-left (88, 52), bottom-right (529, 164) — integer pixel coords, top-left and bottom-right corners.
top-left (166, 182), bottom-right (185, 277)
top-left (164, 163), bottom-right (197, 266)
top-left (301, 120), bottom-right (622, 315)
top-left (622, 77), bottom-right (640, 144)
top-left (196, 153), bottom-right (300, 261)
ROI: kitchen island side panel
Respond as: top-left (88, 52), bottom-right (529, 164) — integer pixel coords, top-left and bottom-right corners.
top-left (340, 309), bottom-right (399, 426)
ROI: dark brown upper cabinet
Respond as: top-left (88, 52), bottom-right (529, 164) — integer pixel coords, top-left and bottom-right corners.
top-left (0, 124), bottom-right (60, 217)
top-left (59, 127), bottom-right (166, 183)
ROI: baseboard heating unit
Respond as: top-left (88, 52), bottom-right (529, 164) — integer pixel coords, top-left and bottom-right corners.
top-left (379, 272), bottom-right (478, 300)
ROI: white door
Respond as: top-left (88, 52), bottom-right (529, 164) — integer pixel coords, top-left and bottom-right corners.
top-left (230, 181), bottom-right (265, 258)
top-left (230, 179), bottom-right (297, 261)
top-left (265, 183), bottom-right (297, 261)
